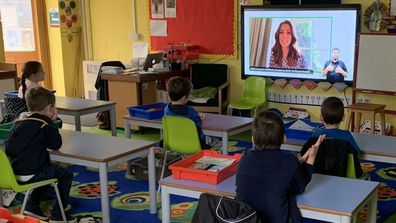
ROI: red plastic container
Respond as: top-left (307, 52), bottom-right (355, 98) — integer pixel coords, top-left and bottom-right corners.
top-left (0, 208), bottom-right (41, 223)
top-left (169, 150), bottom-right (242, 184)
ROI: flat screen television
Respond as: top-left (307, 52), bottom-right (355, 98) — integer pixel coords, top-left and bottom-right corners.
top-left (241, 5), bottom-right (360, 85)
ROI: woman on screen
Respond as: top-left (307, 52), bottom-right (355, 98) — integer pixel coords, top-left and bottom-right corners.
top-left (269, 20), bottom-right (307, 70)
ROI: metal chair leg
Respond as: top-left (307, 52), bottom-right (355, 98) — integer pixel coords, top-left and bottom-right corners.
top-left (20, 188), bottom-right (34, 214)
top-left (52, 182), bottom-right (67, 223)
top-left (157, 150), bottom-right (169, 193)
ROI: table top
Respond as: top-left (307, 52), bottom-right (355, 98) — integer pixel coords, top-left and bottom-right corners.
top-left (101, 69), bottom-right (189, 83)
top-left (347, 103), bottom-right (385, 111)
top-left (55, 96), bottom-right (115, 112)
top-left (160, 174), bottom-right (379, 216)
top-left (124, 113), bottom-right (253, 132)
top-left (50, 129), bottom-right (156, 163)
top-left (353, 132), bottom-right (396, 158)
top-left (286, 130), bottom-right (396, 159)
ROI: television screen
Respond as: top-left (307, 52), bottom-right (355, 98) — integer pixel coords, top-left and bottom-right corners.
top-left (241, 5), bottom-right (360, 84)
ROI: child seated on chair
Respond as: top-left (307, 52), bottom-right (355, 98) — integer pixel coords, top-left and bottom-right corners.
top-left (4, 87), bottom-right (76, 223)
top-left (236, 111), bottom-right (324, 223)
top-left (165, 76), bottom-right (221, 149)
top-left (311, 96), bottom-right (360, 153)
top-left (302, 96), bottom-right (363, 178)
top-left (2, 61), bottom-right (46, 123)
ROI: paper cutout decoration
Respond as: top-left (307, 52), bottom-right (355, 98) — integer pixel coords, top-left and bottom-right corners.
top-left (333, 82), bottom-right (348, 92)
top-left (274, 79), bottom-right (288, 89)
top-left (265, 78), bottom-right (273, 87)
top-left (289, 79), bottom-right (303, 89)
top-left (303, 80), bottom-right (317, 90)
top-left (318, 82), bottom-right (333, 91)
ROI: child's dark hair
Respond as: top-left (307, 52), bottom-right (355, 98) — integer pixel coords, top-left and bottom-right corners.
top-left (21, 61), bottom-right (43, 99)
top-left (167, 76), bottom-right (192, 102)
top-left (253, 111), bottom-right (285, 150)
top-left (321, 97), bottom-right (344, 125)
top-left (26, 87), bottom-right (55, 112)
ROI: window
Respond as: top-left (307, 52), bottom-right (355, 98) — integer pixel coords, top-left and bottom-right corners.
top-left (0, 0), bottom-right (35, 51)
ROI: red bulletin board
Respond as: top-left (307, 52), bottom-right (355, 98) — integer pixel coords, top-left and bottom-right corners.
top-left (149, 0), bottom-right (237, 57)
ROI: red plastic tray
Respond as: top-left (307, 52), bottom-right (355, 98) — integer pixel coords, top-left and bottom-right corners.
top-left (169, 150), bottom-right (242, 184)
top-left (0, 208), bottom-right (41, 223)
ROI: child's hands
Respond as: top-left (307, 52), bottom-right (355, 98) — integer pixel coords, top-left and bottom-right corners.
top-left (198, 113), bottom-right (206, 120)
top-left (49, 105), bottom-right (58, 121)
top-left (305, 134), bottom-right (325, 165)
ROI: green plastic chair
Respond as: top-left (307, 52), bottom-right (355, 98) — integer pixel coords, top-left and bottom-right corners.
top-left (159, 116), bottom-right (202, 186)
top-left (227, 76), bottom-right (266, 117)
top-left (0, 148), bottom-right (66, 221)
top-left (346, 153), bottom-right (370, 180)
top-left (162, 115), bottom-right (201, 155)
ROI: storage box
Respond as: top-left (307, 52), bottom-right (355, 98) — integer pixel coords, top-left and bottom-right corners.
top-left (0, 122), bottom-right (13, 140)
top-left (3, 91), bottom-right (18, 97)
top-left (127, 103), bottom-right (167, 120)
top-left (130, 150), bottom-right (181, 182)
top-left (169, 150), bottom-right (243, 184)
top-left (0, 207), bottom-right (41, 223)
top-left (0, 120), bottom-right (62, 140)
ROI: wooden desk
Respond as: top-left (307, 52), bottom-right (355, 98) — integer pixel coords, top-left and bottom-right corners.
top-left (123, 113), bottom-right (253, 154)
top-left (101, 70), bottom-right (189, 128)
top-left (55, 96), bottom-right (117, 136)
top-left (160, 174), bottom-right (379, 223)
top-left (49, 130), bottom-right (158, 223)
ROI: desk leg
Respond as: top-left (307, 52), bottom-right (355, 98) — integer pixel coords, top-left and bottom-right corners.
top-left (110, 105), bottom-right (117, 136)
top-left (0, 189), bottom-right (3, 207)
top-left (124, 120), bottom-right (131, 139)
top-left (74, 115), bottom-right (81, 132)
top-left (222, 132), bottom-right (229, 155)
top-left (368, 189), bottom-right (378, 223)
top-left (125, 120), bottom-right (133, 174)
top-left (0, 100), bottom-right (5, 120)
top-left (148, 147), bottom-right (157, 214)
top-left (161, 186), bottom-right (171, 223)
top-left (99, 163), bottom-right (110, 223)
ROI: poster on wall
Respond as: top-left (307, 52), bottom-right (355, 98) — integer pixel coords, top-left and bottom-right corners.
top-left (49, 8), bottom-right (59, 27)
top-left (150, 20), bottom-right (167, 36)
top-left (165, 0), bottom-right (176, 18)
top-left (151, 0), bottom-right (164, 18)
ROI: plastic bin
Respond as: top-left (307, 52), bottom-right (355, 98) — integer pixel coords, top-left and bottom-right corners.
top-left (169, 150), bottom-right (242, 184)
top-left (0, 207), bottom-right (41, 223)
top-left (3, 91), bottom-right (18, 97)
top-left (4, 90), bottom-right (56, 98)
top-left (0, 120), bottom-right (62, 140)
top-left (127, 103), bottom-right (167, 120)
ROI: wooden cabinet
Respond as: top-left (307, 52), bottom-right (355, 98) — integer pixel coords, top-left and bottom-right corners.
top-left (101, 69), bottom-right (189, 128)
top-left (0, 62), bottom-right (18, 99)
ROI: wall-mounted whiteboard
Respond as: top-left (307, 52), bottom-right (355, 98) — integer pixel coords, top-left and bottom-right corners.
top-left (356, 34), bottom-right (396, 93)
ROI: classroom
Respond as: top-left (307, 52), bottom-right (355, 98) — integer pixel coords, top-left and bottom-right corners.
top-left (1, 0), bottom-right (396, 222)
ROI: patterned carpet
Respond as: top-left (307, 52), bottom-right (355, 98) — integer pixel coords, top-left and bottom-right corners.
top-left (5, 128), bottom-right (396, 223)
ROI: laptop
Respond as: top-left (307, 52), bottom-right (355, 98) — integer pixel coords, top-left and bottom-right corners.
top-left (143, 53), bottom-right (164, 71)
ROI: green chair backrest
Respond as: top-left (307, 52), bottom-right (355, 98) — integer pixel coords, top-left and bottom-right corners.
top-left (0, 148), bottom-right (19, 191)
top-left (241, 77), bottom-right (266, 105)
top-left (346, 153), bottom-right (356, 179)
top-left (162, 116), bottom-right (201, 155)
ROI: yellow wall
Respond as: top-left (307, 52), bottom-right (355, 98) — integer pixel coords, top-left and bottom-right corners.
top-left (59, 0), bottom-right (83, 97)
top-left (46, 0), bottom-right (65, 96)
top-left (45, 0), bottom-right (83, 97)
top-left (0, 21), bottom-right (4, 62)
top-left (88, 0), bottom-right (396, 133)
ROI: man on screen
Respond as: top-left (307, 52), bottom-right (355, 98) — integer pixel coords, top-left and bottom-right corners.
top-left (322, 48), bottom-right (348, 83)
